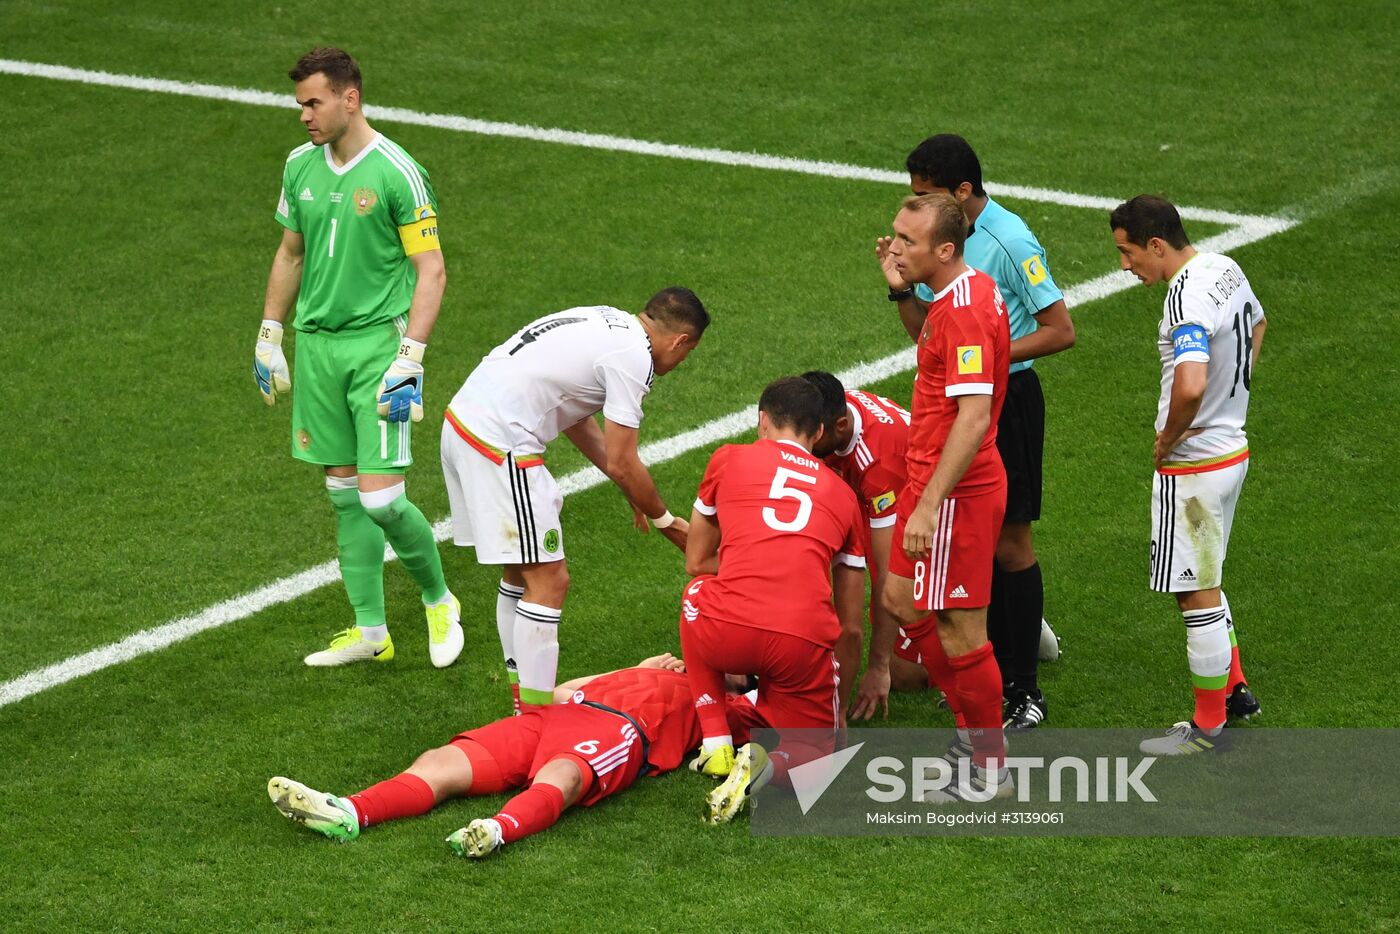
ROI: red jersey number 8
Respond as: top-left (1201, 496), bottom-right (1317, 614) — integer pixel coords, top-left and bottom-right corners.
top-left (763, 467), bottom-right (816, 532)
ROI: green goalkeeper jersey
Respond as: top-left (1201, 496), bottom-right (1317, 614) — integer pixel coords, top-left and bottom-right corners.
top-left (275, 133), bottom-right (441, 333)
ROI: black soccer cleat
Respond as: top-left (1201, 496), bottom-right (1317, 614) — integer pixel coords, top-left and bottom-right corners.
top-left (1003, 690), bottom-right (1047, 731)
top-left (1225, 683), bottom-right (1261, 721)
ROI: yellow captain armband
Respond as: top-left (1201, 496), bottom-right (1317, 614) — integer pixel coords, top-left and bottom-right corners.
top-left (398, 203), bottom-right (440, 255)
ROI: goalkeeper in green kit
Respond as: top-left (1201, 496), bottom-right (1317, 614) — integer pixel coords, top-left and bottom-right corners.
top-left (255, 47), bottom-right (461, 668)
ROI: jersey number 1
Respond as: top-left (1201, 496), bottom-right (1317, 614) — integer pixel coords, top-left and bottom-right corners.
top-left (328, 218), bottom-right (339, 258)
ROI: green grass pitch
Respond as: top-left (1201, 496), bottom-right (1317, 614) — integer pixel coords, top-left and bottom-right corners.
top-left (1, 1), bottom-right (1398, 929)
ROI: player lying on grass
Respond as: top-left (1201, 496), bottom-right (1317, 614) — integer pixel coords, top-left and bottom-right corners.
top-left (267, 654), bottom-right (760, 857)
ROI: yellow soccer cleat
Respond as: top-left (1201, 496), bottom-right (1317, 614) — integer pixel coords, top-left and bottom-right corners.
top-left (303, 628), bottom-right (394, 667)
top-left (689, 743), bottom-right (736, 779)
top-left (706, 742), bottom-right (773, 825)
top-left (446, 818), bottom-right (504, 858)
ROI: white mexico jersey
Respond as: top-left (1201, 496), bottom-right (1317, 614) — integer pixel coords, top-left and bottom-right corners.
top-left (1156, 252), bottom-right (1266, 467)
top-left (448, 306), bottom-right (654, 457)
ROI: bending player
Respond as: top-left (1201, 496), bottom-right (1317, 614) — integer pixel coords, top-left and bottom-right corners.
top-left (877, 194), bottom-right (1013, 800)
top-left (681, 377), bottom-right (867, 823)
top-left (267, 654), bottom-right (761, 857)
top-left (799, 371), bottom-right (930, 712)
top-left (441, 289), bottom-right (707, 711)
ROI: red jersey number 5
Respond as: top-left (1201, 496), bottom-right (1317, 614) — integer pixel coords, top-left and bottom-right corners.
top-left (763, 467), bottom-right (816, 532)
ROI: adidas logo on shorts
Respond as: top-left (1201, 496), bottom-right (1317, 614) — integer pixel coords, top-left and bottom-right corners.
top-left (695, 693), bottom-right (717, 707)
top-left (1177, 568), bottom-right (1197, 583)
top-left (949, 585), bottom-right (969, 599)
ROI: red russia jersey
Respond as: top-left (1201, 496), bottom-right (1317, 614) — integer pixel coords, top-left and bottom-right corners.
top-left (906, 268), bottom-right (1010, 498)
top-left (824, 390), bottom-right (911, 530)
top-left (693, 438), bottom-right (867, 648)
top-left (567, 667), bottom-right (753, 773)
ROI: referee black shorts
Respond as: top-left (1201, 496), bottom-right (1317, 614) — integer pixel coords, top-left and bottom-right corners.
top-left (997, 368), bottom-right (1045, 524)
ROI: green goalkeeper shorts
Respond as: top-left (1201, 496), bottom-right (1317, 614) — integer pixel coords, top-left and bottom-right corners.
top-left (290, 322), bottom-right (413, 473)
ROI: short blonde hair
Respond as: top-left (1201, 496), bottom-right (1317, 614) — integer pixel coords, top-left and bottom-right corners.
top-left (900, 193), bottom-right (968, 257)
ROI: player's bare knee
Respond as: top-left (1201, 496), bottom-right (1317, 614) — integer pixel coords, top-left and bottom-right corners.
top-left (880, 584), bottom-right (914, 626)
top-left (536, 756), bottom-right (586, 805)
top-left (522, 560), bottom-right (570, 606)
top-left (889, 656), bottom-right (930, 693)
top-left (995, 522), bottom-right (1035, 570)
top-left (407, 746), bottom-right (468, 799)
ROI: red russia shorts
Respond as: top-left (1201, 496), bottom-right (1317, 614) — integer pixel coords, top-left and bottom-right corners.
top-left (887, 483), bottom-right (1006, 613)
top-left (453, 703), bottom-right (645, 807)
top-left (680, 578), bottom-right (841, 734)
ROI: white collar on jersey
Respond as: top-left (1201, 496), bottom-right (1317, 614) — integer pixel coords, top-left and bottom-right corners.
top-left (833, 401), bottom-right (863, 458)
top-left (323, 132), bottom-right (382, 176)
top-left (774, 438), bottom-right (814, 454)
top-left (929, 267), bottom-right (975, 303)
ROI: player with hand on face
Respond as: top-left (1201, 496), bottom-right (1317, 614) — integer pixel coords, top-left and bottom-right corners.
top-left (680, 377), bottom-right (867, 823)
top-left (1110, 195), bottom-right (1264, 755)
top-left (267, 653), bottom-right (762, 858)
top-left (879, 135), bottom-right (1073, 729)
top-left (258, 47), bottom-right (460, 668)
top-left (442, 288), bottom-right (707, 713)
top-left (879, 194), bottom-right (1012, 800)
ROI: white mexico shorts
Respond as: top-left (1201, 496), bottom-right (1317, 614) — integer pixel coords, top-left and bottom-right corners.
top-left (1149, 459), bottom-right (1248, 593)
top-left (440, 418), bottom-right (565, 565)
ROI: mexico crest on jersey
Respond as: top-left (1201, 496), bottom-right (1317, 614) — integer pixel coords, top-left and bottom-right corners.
top-left (353, 188), bottom-right (378, 215)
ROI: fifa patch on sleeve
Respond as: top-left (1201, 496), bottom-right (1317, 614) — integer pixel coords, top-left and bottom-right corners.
top-left (1171, 324), bottom-right (1210, 360)
top-left (399, 213), bottom-right (441, 255)
top-left (956, 345), bottom-right (983, 375)
top-left (871, 491), bottom-right (896, 514)
top-left (276, 188), bottom-right (290, 218)
top-left (1022, 254), bottom-right (1048, 286)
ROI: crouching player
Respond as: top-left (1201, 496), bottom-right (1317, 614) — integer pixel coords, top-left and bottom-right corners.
top-left (267, 654), bottom-right (758, 857)
top-left (681, 377), bottom-right (867, 823)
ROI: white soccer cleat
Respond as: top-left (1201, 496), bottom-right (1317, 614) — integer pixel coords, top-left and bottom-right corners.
top-left (425, 592), bottom-right (464, 668)
top-left (919, 764), bottom-right (1016, 803)
top-left (1139, 721), bottom-right (1227, 756)
top-left (446, 818), bottom-right (504, 858)
top-left (267, 776), bottom-right (359, 841)
top-left (1038, 618), bottom-right (1061, 662)
top-left (303, 628), bottom-right (394, 666)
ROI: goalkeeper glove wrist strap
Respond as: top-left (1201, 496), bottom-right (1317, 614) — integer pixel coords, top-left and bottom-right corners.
top-left (259, 319), bottom-right (284, 343)
top-left (398, 337), bottom-right (427, 363)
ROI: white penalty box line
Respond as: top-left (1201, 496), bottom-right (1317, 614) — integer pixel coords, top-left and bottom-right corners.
top-left (0, 59), bottom-right (1297, 709)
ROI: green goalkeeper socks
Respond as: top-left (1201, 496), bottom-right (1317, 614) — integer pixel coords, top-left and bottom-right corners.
top-left (360, 483), bottom-right (449, 604)
top-left (326, 480), bottom-right (387, 629)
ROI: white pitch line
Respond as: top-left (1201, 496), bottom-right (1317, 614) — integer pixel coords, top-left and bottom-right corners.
top-left (0, 58), bottom-right (1297, 709)
top-left (0, 58), bottom-right (1283, 227)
